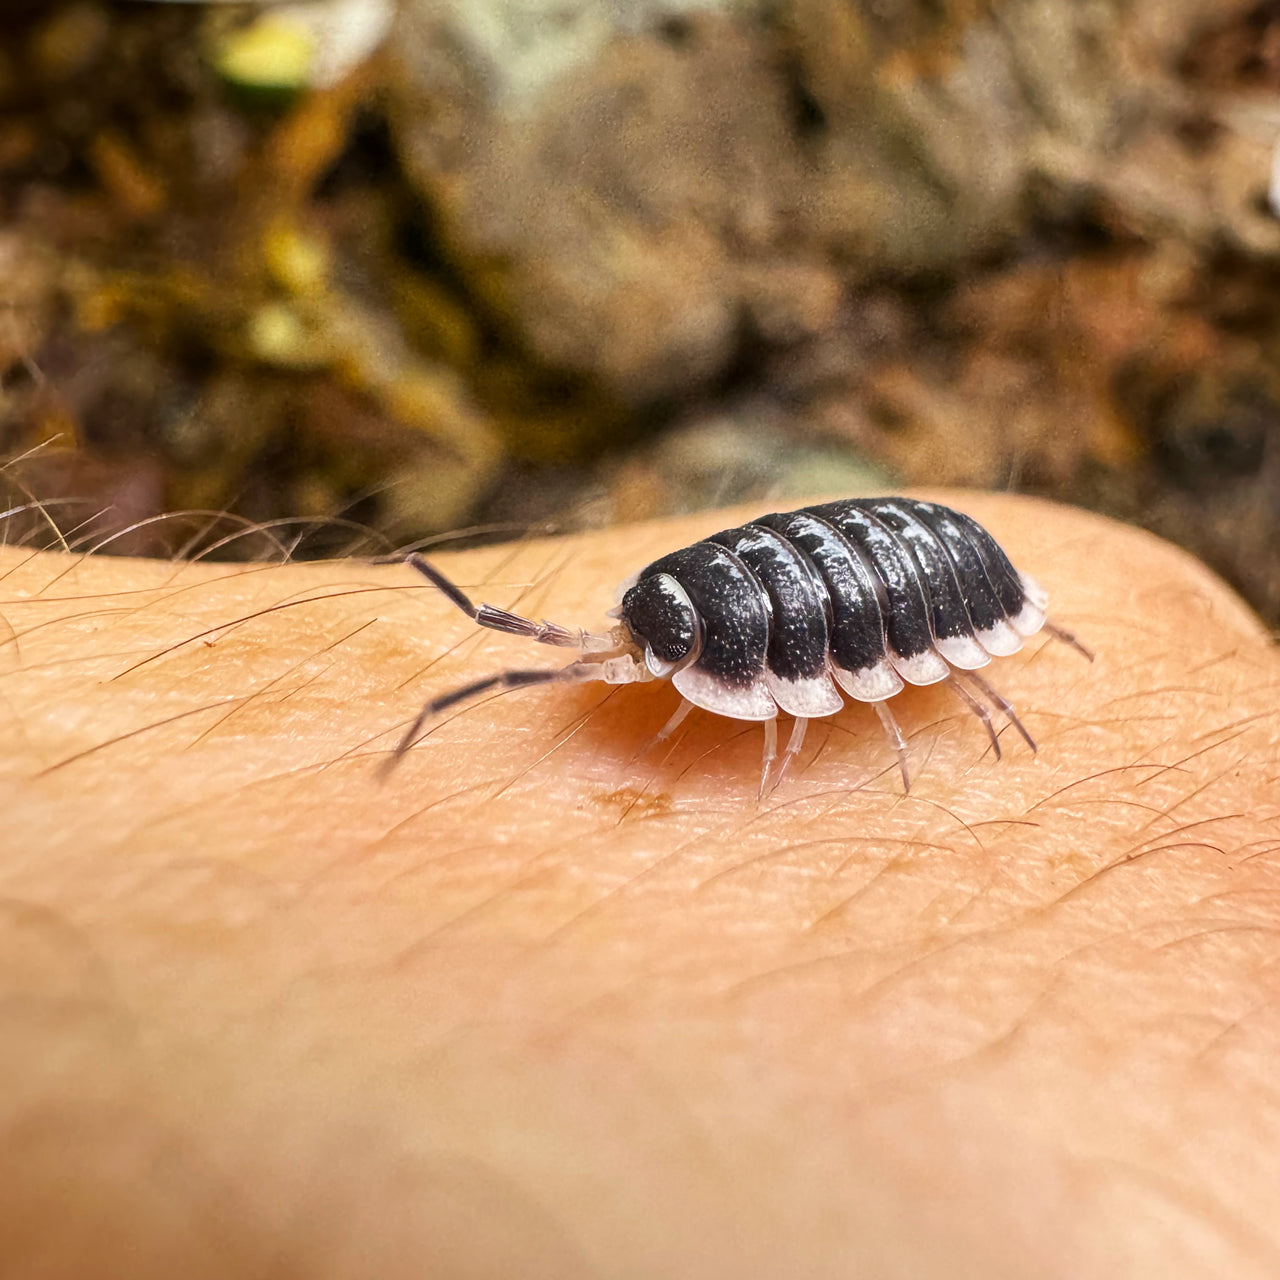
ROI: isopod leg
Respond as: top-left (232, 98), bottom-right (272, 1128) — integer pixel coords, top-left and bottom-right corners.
top-left (1042, 620), bottom-right (1094, 662)
top-left (764, 716), bottom-right (810, 797)
top-left (654, 697), bottom-right (695, 743)
top-left (389, 660), bottom-right (601, 766)
top-left (963, 670), bottom-right (1037, 754)
top-left (759, 717), bottom-right (779, 800)
top-left (874, 700), bottom-right (911, 792)
top-left (946, 674), bottom-right (1002, 760)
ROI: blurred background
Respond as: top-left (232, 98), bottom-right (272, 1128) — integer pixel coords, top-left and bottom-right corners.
top-left (1, 0), bottom-right (1278, 620)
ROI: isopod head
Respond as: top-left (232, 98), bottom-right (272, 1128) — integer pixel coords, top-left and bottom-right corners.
top-left (619, 572), bottom-right (701, 676)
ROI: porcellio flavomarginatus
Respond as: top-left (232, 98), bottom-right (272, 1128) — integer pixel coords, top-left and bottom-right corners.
top-left (389, 498), bottom-right (1092, 794)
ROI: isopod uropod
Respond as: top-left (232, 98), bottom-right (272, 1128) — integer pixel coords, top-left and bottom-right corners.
top-left (388, 497), bottom-right (1091, 794)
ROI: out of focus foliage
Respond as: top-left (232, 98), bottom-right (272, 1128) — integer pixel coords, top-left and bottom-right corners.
top-left (2, 0), bottom-right (1280, 618)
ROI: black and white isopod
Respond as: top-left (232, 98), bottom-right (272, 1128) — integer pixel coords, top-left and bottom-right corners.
top-left (388, 498), bottom-right (1092, 794)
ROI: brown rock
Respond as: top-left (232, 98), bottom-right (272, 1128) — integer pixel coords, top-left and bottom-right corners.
top-left (392, 10), bottom-right (816, 405)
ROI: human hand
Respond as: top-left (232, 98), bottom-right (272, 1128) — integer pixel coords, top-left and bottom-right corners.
top-left (2, 493), bottom-right (1277, 1277)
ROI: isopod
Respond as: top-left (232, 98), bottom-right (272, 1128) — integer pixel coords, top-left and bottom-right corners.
top-left (388, 498), bottom-right (1091, 794)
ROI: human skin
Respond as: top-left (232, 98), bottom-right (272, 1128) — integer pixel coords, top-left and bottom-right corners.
top-left (0, 491), bottom-right (1278, 1278)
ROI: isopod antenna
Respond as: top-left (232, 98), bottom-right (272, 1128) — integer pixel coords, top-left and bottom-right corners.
top-left (383, 554), bottom-right (615, 651)
top-left (378, 553), bottom-right (621, 772)
top-left (387, 660), bottom-right (601, 768)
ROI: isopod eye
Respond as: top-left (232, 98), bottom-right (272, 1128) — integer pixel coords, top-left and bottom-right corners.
top-left (619, 572), bottom-right (700, 670)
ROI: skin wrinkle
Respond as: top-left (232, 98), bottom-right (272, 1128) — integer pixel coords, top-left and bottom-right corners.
top-left (104, 756), bottom-right (359, 871)
top-left (396, 1040), bottom-right (728, 1278)
top-left (533, 818), bottom-right (732, 950)
top-left (481, 697), bottom-right (612, 804)
top-left (35, 698), bottom-right (251, 776)
top-left (711, 742), bottom-right (1280, 1070)
top-left (1144, 767), bottom-right (1262, 830)
top-left (1129, 814), bottom-right (1254, 853)
top-left (1074, 1156), bottom-right (1280, 1272)
top-left (1154, 922), bottom-right (1280, 960)
top-left (184, 619), bottom-right (381, 750)
top-left (1, 1100), bottom-right (304, 1280)
top-left (1195, 993), bottom-right (1280, 1066)
top-left (1, 493), bottom-right (1280, 1277)
top-left (103, 585), bottom-right (395, 683)
top-left (1232, 841), bottom-right (1280, 866)
top-left (803, 839), bottom-right (966, 934)
top-left (860, 913), bottom-right (1254, 1091)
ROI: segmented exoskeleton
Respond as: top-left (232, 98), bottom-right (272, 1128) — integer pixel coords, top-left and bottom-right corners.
top-left (387, 498), bottom-right (1091, 793)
